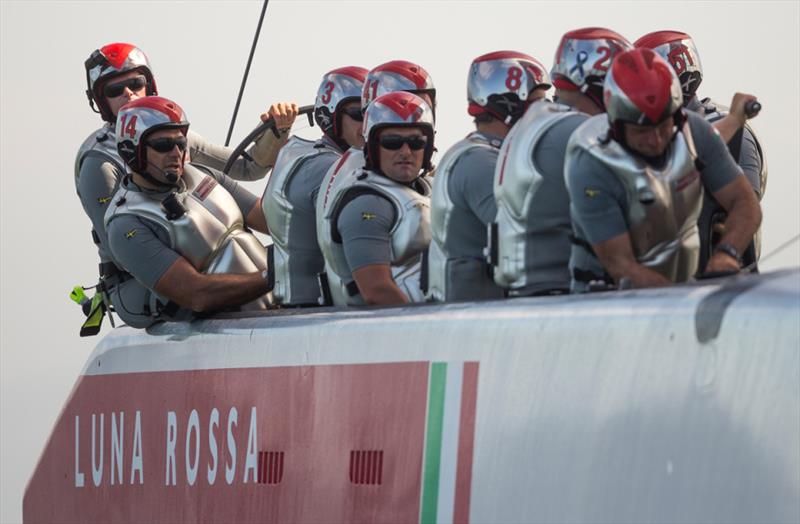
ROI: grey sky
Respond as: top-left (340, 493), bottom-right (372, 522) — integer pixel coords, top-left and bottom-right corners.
top-left (1, 1), bottom-right (798, 522)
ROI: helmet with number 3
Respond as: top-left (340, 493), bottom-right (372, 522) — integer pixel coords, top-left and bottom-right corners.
top-left (314, 66), bottom-right (369, 146)
top-left (467, 51), bottom-right (551, 126)
top-left (85, 42), bottom-right (158, 123)
top-left (363, 91), bottom-right (436, 173)
top-left (361, 60), bottom-right (437, 114)
top-left (116, 97), bottom-right (189, 174)
top-left (604, 48), bottom-right (683, 140)
top-left (551, 27), bottom-right (632, 110)
top-left (634, 30), bottom-right (703, 103)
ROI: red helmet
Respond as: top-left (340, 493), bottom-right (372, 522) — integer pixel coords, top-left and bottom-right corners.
top-left (634, 30), bottom-right (703, 103)
top-left (551, 27), bottom-right (632, 110)
top-left (361, 60), bottom-right (436, 114)
top-left (362, 91), bottom-right (436, 173)
top-left (314, 66), bottom-right (368, 148)
top-left (604, 48), bottom-right (683, 139)
top-left (85, 43), bottom-right (157, 122)
top-left (116, 97), bottom-right (189, 175)
top-left (467, 51), bottom-right (551, 126)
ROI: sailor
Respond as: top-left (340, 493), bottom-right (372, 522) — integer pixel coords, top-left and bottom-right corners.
top-left (261, 66), bottom-right (368, 306)
top-left (76, 42), bottom-right (296, 328)
top-left (317, 92), bottom-right (435, 306)
top-left (565, 48), bottom-right (761, 291)
top-left (426, 51), bottom-right (550, 302)
top-left (104, 97), bottom-right (273, 323)
top-left (634, 31), bottom-right (766, 272)
top-left (492, 28), bottom-right (632, 296)
top-left (321, 60), bottom-right (437, 187)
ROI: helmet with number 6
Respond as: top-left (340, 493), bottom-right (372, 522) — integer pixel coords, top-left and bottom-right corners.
top-left (361, 60), bottom-right (436, 114)
top-left (85, 42), bottom-right (158, 123)
top-left (116, 97), bottom-right (189, 175)
top-left (551, 27), bottom-right (632, 110)
top-left (314, 66), bottom-right (369, 148)
top-left (604, 48), bottom-right (683, 141)
top-left (634, 30), bottom-right (703, 103)
top-left (467, 50), bottom-right (551, 126)
top-left (363, 91), bottom-right (436, 173)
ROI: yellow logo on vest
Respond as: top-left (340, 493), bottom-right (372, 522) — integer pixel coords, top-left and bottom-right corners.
top-left (97, 196), bottom-right (112, 204)
top-left (584, 187), bottom-right (600, 198)
top-left (125, 229), bottom-right (138, 239)
top-left (361, 212), bottom-right (376, 221)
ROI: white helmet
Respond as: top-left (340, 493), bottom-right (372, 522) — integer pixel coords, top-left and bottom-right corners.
top-left (361, 60), bottom-right (436, 114)
top-left (314, 66), bottom-right (368, 148)
top-left (634, 30), bottom-right (703, 103)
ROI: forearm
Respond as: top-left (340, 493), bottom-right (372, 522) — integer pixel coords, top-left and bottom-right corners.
top-left (248, 129), bottom-right (290, 170)
top-left (718, 198), bottom-right (762, 253)
top-left (712, 115), bottom-right (744, 144)
top-left (608, 262), bottom-right (672, 289)
top-left (594, 231), bottom-right (672, 289)
top-left (358, 280), bottom-right (409, 306)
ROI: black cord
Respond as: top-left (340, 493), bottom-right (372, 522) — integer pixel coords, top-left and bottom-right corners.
top-left (224, 0), bottom-right (269, 146)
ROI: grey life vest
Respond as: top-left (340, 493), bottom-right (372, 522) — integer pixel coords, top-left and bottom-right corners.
top-left (492, 102), bottom-right (577, 293)
top-left (262, 136), bottom-right (341, 305)
top-left (317, 164), bottom-right (432, 306)
top-left (566, 115), bottom-right (704, 285)
top-left (105, 164), bottom-right (270, 311)
top-left (427, 131), bottom-right (504, 302)
top-left (75, 124), bottom-right (126, 264)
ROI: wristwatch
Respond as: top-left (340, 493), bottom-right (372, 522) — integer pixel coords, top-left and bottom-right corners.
top-left (714, 243), bottom-right (742, 265)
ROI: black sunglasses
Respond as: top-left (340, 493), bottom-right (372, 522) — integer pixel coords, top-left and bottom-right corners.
top-left (103, 75), bottom-right (147, 98)
top-left (379, 135), bottom-right (428, 151)
top-left (147, 136), bottom-right (188, 153)
top-left (340, 107), bottom-right (364, 122)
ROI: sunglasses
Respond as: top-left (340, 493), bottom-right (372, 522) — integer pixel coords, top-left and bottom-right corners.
top-left (340, 107), bottom-right (364, 122)
top-left (379, 135), bottom-right (428, 151)
top-left (147, 136), bottom-right (188, 153)
top-left (103, 75), bottom-right (147, 98)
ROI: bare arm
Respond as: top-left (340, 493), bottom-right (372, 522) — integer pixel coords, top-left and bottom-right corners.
top-left (246, 197), bottom-right (269, 234)
top-left (154, 257), bottom-right (270, 312)
top-left (592, 232), bottom-right (672, 289)
top-left (351, 263), bottom-right (410, 306)
top-left (712, 92), bottom-right (758, 143)
top-left (705, 176), bottom-right (762, 272)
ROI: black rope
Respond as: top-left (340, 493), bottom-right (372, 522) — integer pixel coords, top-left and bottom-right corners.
top-left (225, 0), bottom-right (269, 146)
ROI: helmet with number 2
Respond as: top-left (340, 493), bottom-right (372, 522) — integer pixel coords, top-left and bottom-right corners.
top-left (85, 42), bottom-right (158, 123)
top-left (551, 27), bottom-right (632, 110)
top-left (363, 91), bottom-right (436, 173)
top-left (468, 50), bottom-right (551, 126)
top-left (314, 66), bottom-right (369, 144)
top-left (116, 97), bottom-right (189, 174)
top-left (361, 60), bottom-right (436, 114)
top-left (634, 30), bottom-right (703, 104)
top-left (604, 48), bottom-right (683, 141)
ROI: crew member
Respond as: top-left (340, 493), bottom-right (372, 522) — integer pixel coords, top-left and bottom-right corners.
top-left (262, 66), bottom-right (368, 306)
top-left (105, 97), bottom-right (273, 324)
top-left (634, 30), bottom-right (766, 272)
top-left (427, 51), bottom-right (550, 302)
top-left (492, 28), bottom-right (632, 296)
top-left (317, 92), bottom-right (435, 306)
top-left (565, 48), bottom-right (761, 291)
top-left (75, 42), bottom-right (296, 327)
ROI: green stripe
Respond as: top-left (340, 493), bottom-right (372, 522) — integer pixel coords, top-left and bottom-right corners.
top-left (420, 362), bottom-right (447, 524)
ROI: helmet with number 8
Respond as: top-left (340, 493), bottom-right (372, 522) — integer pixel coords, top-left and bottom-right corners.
top-left (551, 27), bottom-right (632, 110)
top-left (363, 91), bottom-right (436, 173)
top-left (85, 42), bottom-right (158, 123)
top-left (604, 48), bottom-right (683, 142)
top-left (634, 30), bottom-right (703, 104)
top-left (361, 60), bottom-right (436, 114)
top-left (467, 50), bottom-right (551, 126)
top-left (314, 66), bottom-right (369, 148)
top-left (116, 96), bottom-right (189, 175)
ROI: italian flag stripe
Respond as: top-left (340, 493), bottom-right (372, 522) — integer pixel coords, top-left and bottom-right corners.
top-left (420, 362), bottom-right (478, 524)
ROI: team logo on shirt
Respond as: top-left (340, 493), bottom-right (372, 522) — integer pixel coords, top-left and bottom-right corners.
top-left (362, 212), bottom-right (376, 221)
top-left (584, 187), bottom-right (600, 198)
top-left (125, 229), bottom-right (138, 239)
top-left (97, 196), bottom-right (112, 204)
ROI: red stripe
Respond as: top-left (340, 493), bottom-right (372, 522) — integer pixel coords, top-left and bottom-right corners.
top-left (278, 452), bottom-right (284, 483)
top-left (497, 137), bottom-right (512, 186)
top-left (270, 452), bottom-right (276, 484)
top-left (355, 450), bottom-right (361, 484)
top-left (377, 450), bottom-right (383, 485)
top-left (453, 362), bottom-right (479, 524)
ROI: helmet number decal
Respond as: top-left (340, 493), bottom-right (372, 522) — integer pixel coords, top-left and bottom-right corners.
top-left (667, 44), bottom-right (694, 74)
top-left (592, 46), bottom-right (612, 72)
top-left (321, 81), bottom-right (335, 105)
top-left (118, 115), bottom-right (138, 139)
top-left (505, 67), bottom-right (523, 90)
